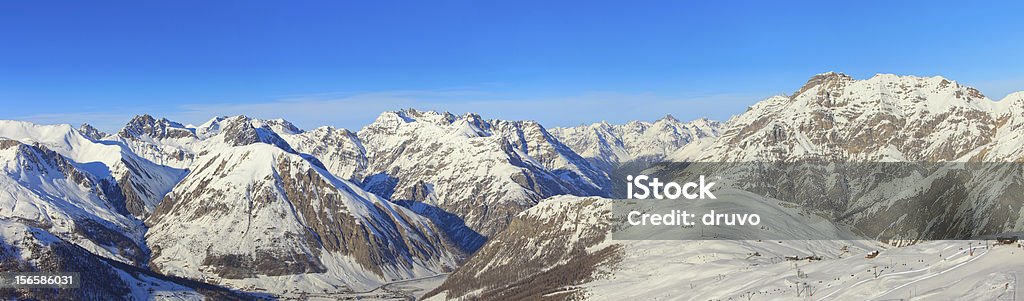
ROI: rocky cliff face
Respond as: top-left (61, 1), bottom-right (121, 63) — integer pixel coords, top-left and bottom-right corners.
top-left (78, 123), bottom-right (107, 141)
top-left (280, 126), bottom-right (368, 181)
top-left (114, 115), bottom-right (201, 168)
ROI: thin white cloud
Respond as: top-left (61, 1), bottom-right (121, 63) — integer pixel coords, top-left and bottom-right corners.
top-left (5, 90), bottom-right (766, 133)
top-left (12, 111), bottom-right (138, 134)
top-left (168, 90), bottom-right (763, 131)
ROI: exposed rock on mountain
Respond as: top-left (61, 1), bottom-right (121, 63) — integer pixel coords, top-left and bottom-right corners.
top-left (119, 115), bottom-right (196, 141)
top-left (213, 116), bottom-right (295, 151)
top-left (78, 123), bottom-right (106, 141)
top-left (280, 126), bottom-right (368, 181)
top-left (0, 138), bottom-right (147, 266)
top-left (114, 115), bottom-right (201, 168)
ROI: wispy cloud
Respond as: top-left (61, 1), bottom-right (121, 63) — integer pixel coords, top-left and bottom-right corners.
top-left (168, 90), bottom-right (764, 131)
top-left (5, 89), bottom-right (767, 133)
top-left (12, 111), bottom-right (139, 134)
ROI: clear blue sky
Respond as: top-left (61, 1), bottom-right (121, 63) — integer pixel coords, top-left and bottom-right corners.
top-left (1, 1), bottom-right (1022, 132)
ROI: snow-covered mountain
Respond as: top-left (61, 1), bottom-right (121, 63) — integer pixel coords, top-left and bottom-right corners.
top-left (0, 122), bottom-right (257, 299)
top-left (113, 114), bottom-right (302, 169)
top-left (144, 143), bottom-right (459, 294)
top-left (697, 72), bottom-right (1003, 162)
top-left (357, 109), bottom-right (612, 252)
top-left (0, 121), bottom-right (184, 220)
top-left (551, 116), bottom-right (722, 173)
top-left (0, 138), bottom-right (148, 266)
top-left (0, 115), bottom-right (471, 297)
top-left (109, 110), bottom-right (702, 259)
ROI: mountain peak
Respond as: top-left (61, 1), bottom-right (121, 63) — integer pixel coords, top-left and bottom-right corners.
top-left (251, 117), bottom-right (303, 135)
top-left (78, 123), bottom-right (107, 140)
top-left (201, 115), bottom-right (297, 154)
top-left (657, 114), bottom-right (680, 123)
top-left (119, 114), bottom-right (194, 140)
top-left (795, 72), bottom-right (855, 97)
top-left (379, 108), bottom-right (461, 127)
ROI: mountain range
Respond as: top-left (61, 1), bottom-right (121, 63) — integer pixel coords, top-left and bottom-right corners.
top-left (1, 73), bottom-right (1023, 300)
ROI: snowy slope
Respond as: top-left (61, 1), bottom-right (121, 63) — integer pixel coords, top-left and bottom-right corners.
top-left (0, 220), bottom-right (200, 300)
top-left (972, 91), bottom-right (1024, 161)
top-left (0, 120), bottom-right (185, 268)
top-left (424, 194), bottom-right (877, 300)
top-left (0, 139), bottom-right (148, 266)
top-left (0, 120), bottom-right (185, 219)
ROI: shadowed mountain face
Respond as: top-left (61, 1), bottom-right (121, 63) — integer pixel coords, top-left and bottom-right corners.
top-left (0, 220), bottom-right (263, 300)
top-left (425, 196), bottom-right (622, 301)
